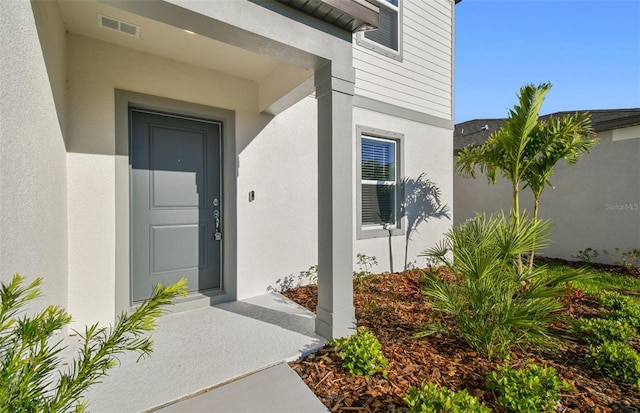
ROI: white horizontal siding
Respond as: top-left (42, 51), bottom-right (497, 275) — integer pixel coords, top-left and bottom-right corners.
top-left (353, 0), bottom-right (453, 120)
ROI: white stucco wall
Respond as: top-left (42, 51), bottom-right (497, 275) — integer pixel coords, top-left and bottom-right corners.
top-left (353, 107), bottom-right (454, 273)
top-left (454, 127), bottom-right (640, 264)
top-left (0, 1), bottom-right (68, 309)
top-left (66, 33), bottom-right (260, 325)
top-left (59, 5), bottom-right (456, 326)
top-left (238, 101), bottom-right (455, 294)
top-left (237, 97), bottom-right (319, 297)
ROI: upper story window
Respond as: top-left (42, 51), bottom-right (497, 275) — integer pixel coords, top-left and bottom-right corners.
top-left (356, 0), bottom-right (402, 61)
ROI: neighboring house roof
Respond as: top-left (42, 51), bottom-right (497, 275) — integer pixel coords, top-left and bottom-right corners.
top-left (454, 108), bottom-right (640, 154)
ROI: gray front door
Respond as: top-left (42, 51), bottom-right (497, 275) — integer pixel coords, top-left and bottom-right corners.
top-left (130, 109), bottom-right (222, 302)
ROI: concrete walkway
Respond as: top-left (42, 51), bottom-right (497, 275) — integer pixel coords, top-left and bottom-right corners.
top-left (154, 363), bottom-right (328, 413)
top-left (79, 293), bottom-right (327, 412)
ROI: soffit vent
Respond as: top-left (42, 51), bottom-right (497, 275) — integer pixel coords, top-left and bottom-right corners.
top-left (97, 14), bottom-right (140, 38)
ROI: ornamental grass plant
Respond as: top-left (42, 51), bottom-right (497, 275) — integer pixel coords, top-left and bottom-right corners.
top-left (420, 212), bottom-right (590, 359)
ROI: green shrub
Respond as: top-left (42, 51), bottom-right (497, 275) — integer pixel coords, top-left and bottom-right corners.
top-left (572, 318), bottom-right (636, 343)
top-left (330, 327), bottom-right (388, 377)
top-left (420, 213), bottom-right (590, 359)
top-left (0, 273), bottom-right (186, 412)
top-left (599, 290), bottom-right (630, 311)
top-left (589, 340), bottom-right (640, 387)
top-left (486, 363), bottom-right (571, 413)
top-left (403, 382), bottom-right (490, 413)
top-left (599, 291), bottom-right (640, 330)
top-left (611, 306), bottom-right (640, 330)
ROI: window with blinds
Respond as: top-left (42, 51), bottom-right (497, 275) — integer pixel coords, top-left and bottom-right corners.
top-left (363, 0), bottom-right (399, 52)
top-left (361, 136), bottom-right (397, 227)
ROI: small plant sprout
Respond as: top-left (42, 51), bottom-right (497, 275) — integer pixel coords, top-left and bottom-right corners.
top-left (353, 253), bottom-right (378, 279)
top-left (603, 248), bottom-right (640, 269)
top-left (572, 248), bottom-right (600, 263)
top-left (300, 265), bottom-right (318, 284)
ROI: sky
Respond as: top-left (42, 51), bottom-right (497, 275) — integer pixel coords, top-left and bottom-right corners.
top-left (454, 0), bottom-right (640, 123)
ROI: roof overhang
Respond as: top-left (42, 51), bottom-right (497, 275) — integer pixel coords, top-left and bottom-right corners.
top-left (278, 0), bottom-right (379, 32)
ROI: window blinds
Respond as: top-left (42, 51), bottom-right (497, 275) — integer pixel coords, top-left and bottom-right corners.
top-left (363, 5), bottom-right (398, 51)
top-left (361, 137), bottom-right (396, 226)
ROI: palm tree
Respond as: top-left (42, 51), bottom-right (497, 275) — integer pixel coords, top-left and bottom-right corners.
top-left (457, 83), bottom-right (551, 229)
top-left (523, 112), bottom-right (597, 268)
top-left (457, 83), bottom-right (551, 273)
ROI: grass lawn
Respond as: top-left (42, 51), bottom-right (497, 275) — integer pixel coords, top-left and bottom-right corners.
top-left (285, 261), bottom-right (640, 413)
top-left (546, 263), bottom-right (640, 303)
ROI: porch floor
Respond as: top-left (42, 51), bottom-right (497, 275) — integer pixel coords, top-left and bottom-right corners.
top-left (82, 292), bottom-right (326, 412)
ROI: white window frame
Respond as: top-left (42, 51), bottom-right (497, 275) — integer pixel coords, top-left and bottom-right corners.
top-left (357, 125), bottom-right (404, 240)
top-left (356, 0), bottom-right (403, 61)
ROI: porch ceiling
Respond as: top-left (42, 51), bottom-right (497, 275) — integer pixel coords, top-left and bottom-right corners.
top-left (58, 0), bottom-right (315, 113)
top-left (58, 0), bottom-right (287, 83)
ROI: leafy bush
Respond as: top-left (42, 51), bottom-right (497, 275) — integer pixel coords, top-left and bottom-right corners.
top-left (420, 212), bottom-right (589, 359)
top-left (572, 318), bottom-right (636, 343)
top-left (611, 304), bottom-right (640, 330)
top-left (403, 382), bottom-right (490, 413)
top-left (486, 363), bottom-right (571, 413)
top-left (599, 290), bottom-right (629, 311)
top-left (330, 327), bottom-right (388, 377)
top-left (589, 340), bottom-right (640, 387)
top-left (0, 273), bottom-right (186, 412)
top-left (599, 291), bottom-right (640, 330)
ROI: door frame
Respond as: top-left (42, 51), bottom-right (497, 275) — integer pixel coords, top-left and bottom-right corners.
top-left (114, 90), bottom-right (237, 317)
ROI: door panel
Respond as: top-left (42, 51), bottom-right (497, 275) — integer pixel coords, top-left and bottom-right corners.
top-left (130, 110), bottom-right (222, 302)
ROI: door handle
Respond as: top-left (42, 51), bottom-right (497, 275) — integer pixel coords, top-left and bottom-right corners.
top-left (213, 209), bottom-right (221, 241)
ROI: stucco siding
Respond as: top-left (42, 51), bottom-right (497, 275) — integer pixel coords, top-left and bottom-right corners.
top-left (354, 107), bottom-right (453, 273)
top-left (454, 127), bottom-right (640, 264)
top-left (31, 0), bottom-right (68, 137)
top-left (353, 0), bottom-right (453, 120)
top-left (0, 0), bottom-right (68, 309)
top-left (66, 34), bottom-right (260, 325)
top-left (237, 97), bottom-right (319, 298)
top-left (65, 34), bottom-right (328, 324)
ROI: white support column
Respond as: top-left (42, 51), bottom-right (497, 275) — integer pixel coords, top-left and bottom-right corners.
top-left (314, 62), bottom-right (356, 340)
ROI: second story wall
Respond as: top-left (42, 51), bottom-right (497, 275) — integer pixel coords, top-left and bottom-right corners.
top-left (353, 0), bottom-right (453, 120)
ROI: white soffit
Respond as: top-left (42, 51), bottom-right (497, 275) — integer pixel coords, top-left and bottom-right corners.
top-left (58, 1), bottom-right (282, 82)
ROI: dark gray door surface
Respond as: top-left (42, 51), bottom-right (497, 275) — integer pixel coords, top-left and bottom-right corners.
top-left (130, 109), bottom-right (222, 302)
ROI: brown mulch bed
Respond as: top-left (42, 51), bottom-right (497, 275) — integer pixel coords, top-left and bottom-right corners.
top-left (284, 270), bottom-right (640, 413)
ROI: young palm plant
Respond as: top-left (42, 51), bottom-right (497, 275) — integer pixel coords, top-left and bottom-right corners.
top-left (457, 83), bottom-right (597, 270)
top-left (420, 213), bottom-right (588, 359)
top-left (457, 83), bottom-right (551, 229)
top-left (523, 112), bottom-right (596, 268)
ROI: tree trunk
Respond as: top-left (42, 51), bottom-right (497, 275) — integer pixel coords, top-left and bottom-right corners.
top-left (512, 183), bottom-right (523, 273)
top-left (511, 184), bottom-right (520, 225)
top-left (528, 196), bottom-right (540, 270)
